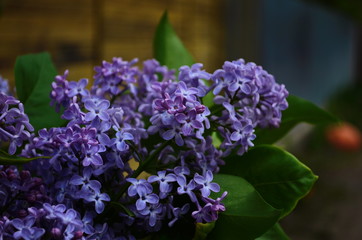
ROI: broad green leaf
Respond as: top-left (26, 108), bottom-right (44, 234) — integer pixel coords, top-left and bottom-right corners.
top-left (209, 174), bottom-right (281, 240)
top-left (15, 52), bottom-right (66, 132)
top-left (256, 223), bottom-right (290, 240)
top-left (202, 88), bottom-right (215, 108)
top-left (221, 145), bottom-right (318, 218)
top-left (254, 95), bottom-right (338, 145)
top-left (0, 149), bottom-right (49, 165)
top-left (211, 132), bottom-right (222, 148)
top-left (153, 11), bottom-right (194, 70)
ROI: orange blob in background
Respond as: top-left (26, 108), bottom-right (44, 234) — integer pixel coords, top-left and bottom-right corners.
top-left (325, 122), bottom-right (362, 151)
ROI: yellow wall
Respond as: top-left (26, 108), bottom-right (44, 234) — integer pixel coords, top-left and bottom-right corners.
top-left (0, 0), bottom-right (225, 86)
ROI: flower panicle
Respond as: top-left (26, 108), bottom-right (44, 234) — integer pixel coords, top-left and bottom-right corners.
top-left (0, 57), bottom-right (288, 238)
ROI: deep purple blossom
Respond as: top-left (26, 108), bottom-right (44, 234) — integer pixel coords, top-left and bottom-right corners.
top-left (191, 203), bottom-right (214, 223)
top-left (178, 63), bottom-right (211, 97)
top-left (70, 168), bottom-right (101, 192)
top-left (12, 216), bottom-right (45, 240)
top-left (67, 78), bottom-right (89, 98)
top-left (127, 178), bottom-right (152, 197)
top-left (168, 203), bottom-right (190, 227)
top-left (135, 192), bottom-right (159, 211)
top-left (84, 99), bottom-right (110, 122)
top-left (203, 191), bottom-right (228, 212)
top-left (82, 145), bottom-right (104, 167)
top-left (148, 171), bottom-right (176, 193)
top-left (176, 175), bottom-right (197, 203)
top-left (138, 204), bottom-right (163, 227)
top-left (82, 191), bottom-right (110, 214)
top-left (115, 130), bottom-right (134, 152)
top-left (194, 171), bottom-right (220, 197)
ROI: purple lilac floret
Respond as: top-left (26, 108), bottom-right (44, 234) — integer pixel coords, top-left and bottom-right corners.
top-left (0, 75), bottom-right (11, 95)
top-left (0, 57), bottom-right (288, 238)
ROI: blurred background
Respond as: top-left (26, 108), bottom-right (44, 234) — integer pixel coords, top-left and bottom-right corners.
top-left (1, 0), bottom-right (362, 239)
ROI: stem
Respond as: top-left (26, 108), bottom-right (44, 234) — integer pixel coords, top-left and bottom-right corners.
top-left (127, 141), bottom-right (142, 162)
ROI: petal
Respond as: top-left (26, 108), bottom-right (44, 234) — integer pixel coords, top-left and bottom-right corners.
top-left (175, 113), bottom-right (187, 123)
top-left (100, 193), bottom-right (110, 201)
top-left (165, 173), bottom-right (177, 182)
top-left (146, 194), bottom-right (159, 204)
top-left (69, 175), bottom-right (83, 185)
top-left (159, 182), bottom-right (170, 193)
top-left (191, 120), bottom-right (203, 129)
top-left (89, 180), bottom-right (101, 191)
top-left (123, 132), bottom-right (134, 140)
top-left (79, 78), bottom-right (89, 88)
top-left (240, 82), bottom-right (252, 94)
top-left (209, 182), bottom-right (220, 193)
top-left (206, 170), bottom-right (214, 182)
top-left (136, 199), bottom-right (146, 211)
top-left (85, 112), bottom-right (96, 122)
top-left (11, 219), bottom-right (24, 229)
top-left (201, 187), bottom-right (211, 197)
top-left (228, 82), bottom-right (239, 92)
top-left (99, 111), bottom-right (110, 121)
top-left (84, 100), bottom-right (96, 111)
top-left (182, 124), bottom-right (192, 136)
top-left (147, 175), bottom-right (159, 183)
top-left (193, 173), bottom-right (205, 185)
top-left (230, 131), bottom-right (242, 141)
top-left (178, 81), bottom-right (187, 91)
top-left (98, 100), bottom-right (110, 110)
top-left (95, 201), bottom-right (105, 214)
top-left (162, 130), bottom-right (175, 140)
top-left (176, 175), bottom-right (186, 186)
top-left (91, 154), bottom-right (103, 166)
top-left (127, 186), bottom-right (137, 197)
top-left (175, 133), bottom-right (184, 146)
top-left (149, 213), bottom-right (157, 227)
top-left (117, 141), bottom-right (129, 152)
top-left (65, 209), bottom-right (77, 220)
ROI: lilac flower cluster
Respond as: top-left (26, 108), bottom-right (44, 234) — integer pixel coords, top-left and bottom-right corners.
top-left (125, 166), bottom-right (225, 232)
top-left (0, 166), bottom-right (83, 239)
top-left (211, 59), bottom-right (289, 155)
top-left (149, 80), bottom-right (210, 146)
top-left (0, 93), bottom-right (33, 155)
top-left (0, 57), bottom-right (288, 239)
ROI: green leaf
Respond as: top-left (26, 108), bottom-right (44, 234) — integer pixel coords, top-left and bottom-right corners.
top-left (221, 145), bottom-right (318, 218)
top-left (192, 222), bottom-right (215, 240)
top-left (254, 95), bottom-right (338, 145)
top-left (153, 11), bottom-right (194, 70)
top-left (256, 223), bottom-right (290, 240)
top-left (15, 52), bottom-right (66, 132)
top-left (0, 149), bottom-right (49, 165)
top-left (209, 174), bottom-right (281, 240)
top-left (202, 88), bottom-right (215, 109)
